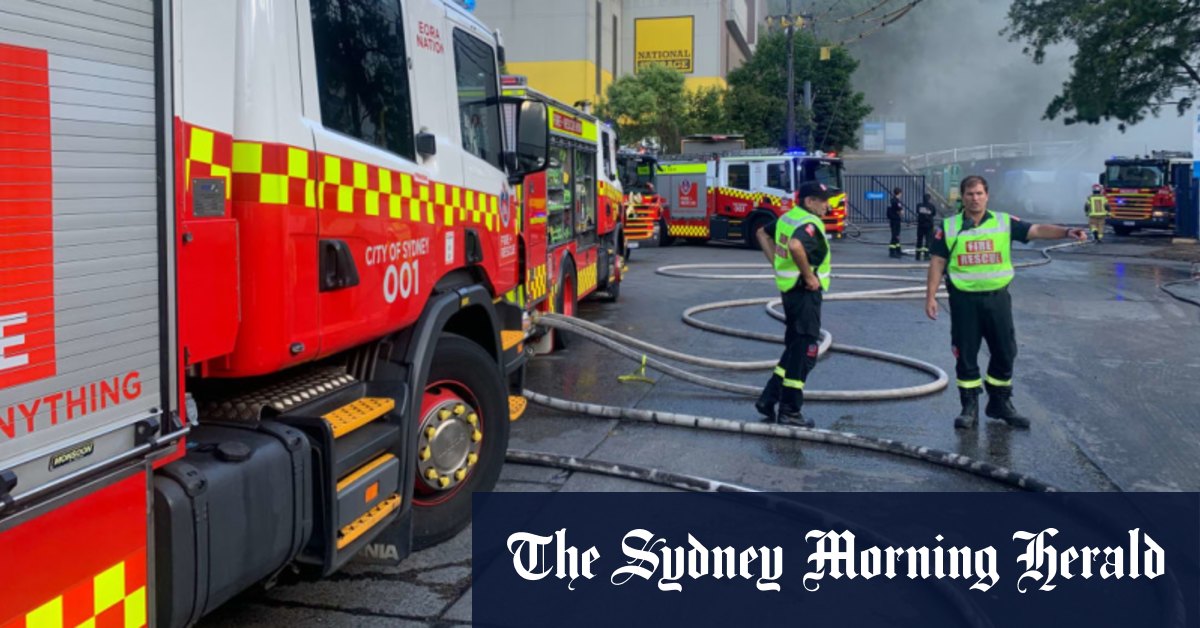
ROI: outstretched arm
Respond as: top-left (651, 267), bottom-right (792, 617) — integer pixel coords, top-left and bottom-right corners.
top-left (1028, 224), bottom-right (1088, 241)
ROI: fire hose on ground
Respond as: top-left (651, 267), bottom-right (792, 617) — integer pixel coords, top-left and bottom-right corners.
top-left (509, 243), bottom-right (1084, 493)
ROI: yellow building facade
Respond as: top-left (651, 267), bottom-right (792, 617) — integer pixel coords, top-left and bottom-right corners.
top-left (475, 0), bottom-right (761, 108)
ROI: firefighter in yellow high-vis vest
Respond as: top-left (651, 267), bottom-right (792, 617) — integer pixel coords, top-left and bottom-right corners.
top-left (924, 175), bottom-right (1088, 430)
top-left (1086, 184), bottom-right (1110, 242)
top-left (753, 181), bottom-right (834, 428)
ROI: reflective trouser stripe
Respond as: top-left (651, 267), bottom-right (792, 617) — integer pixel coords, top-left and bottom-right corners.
top-left (783, 378), bottom-right (805, 390)
top-left (774, 366), bottom-right (786, 377)
top-left (985, 375), bottom-right (1012, 387)
top-left (957, 378), bottom-right (983, 389)
top-left (948, 270), bottom-right (1014, 282)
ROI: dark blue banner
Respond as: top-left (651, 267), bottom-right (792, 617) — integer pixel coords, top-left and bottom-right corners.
top-left (473, 493), bottom-right (1199, 627)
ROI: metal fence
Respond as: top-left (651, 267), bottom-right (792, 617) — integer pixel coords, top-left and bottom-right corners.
top-left (903, 141), bottom-right (1084, 170)
top-left (844, 174), bottom-right (927, 223)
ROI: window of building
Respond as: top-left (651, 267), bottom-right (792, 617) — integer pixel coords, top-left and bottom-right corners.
top-left (453, 29), bottom-right (504, 168)
top-left (727, 163), bottom-right (750, 190)
top-left (612, 14), bottom-right (618, 76)
top-left (310, 0), bottom-right (414, 159)
top-left (767, 162), bottom-right (790, 191)
top-left (595, 2), bottom-right (603, 97)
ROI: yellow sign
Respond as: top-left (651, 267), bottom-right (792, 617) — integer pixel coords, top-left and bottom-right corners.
top-left (635, 16), bottom-right (694, 73)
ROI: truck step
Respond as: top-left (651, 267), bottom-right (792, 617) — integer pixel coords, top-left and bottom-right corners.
top-left (335, 453), bottom-right (400, 531)
top-left (197, 367), bottom-right (357, 423)
top-left (337, 493), bottom-right (402, 550)
top-left (322, 397), bottom-right (395, 438)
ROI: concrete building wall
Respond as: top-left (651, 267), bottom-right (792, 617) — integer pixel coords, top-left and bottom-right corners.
top-left (474, 0), bottom-right (760, 104)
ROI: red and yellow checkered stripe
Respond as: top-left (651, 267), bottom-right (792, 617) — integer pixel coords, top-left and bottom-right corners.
top-left (183, 123), bottom-right (502, 231)
top-left (577, 262), bottom-right (598, 296)
top-left (715, 186), bottom-right (785, 207)
top-left (667, 222), bottom-right (710, 238)
top-left (4, 549), bottom-right (147, 628)
top-left (527, 263), bottom-right (549, 301)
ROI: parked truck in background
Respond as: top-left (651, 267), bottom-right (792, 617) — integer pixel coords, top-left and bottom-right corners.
top-left (0, 2), bottom-right (549, 626)
top-left (501, 75), bottom-right (624, 351)
top-left (617, 150), bottom-right (665, 255)
top-left (1101, 151), bottom-right (1194, 235)
top-left (654, 149), bottom-right (847, 247)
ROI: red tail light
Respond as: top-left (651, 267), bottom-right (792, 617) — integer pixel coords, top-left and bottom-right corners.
top-left (1153, 186), bottom-right (1174, 208)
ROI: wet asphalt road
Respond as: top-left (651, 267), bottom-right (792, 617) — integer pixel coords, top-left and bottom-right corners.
top-left (204, 225), bottom-right (1200, 626)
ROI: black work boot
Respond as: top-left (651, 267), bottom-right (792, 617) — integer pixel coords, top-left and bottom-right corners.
top-left (985, 385), bottom-right (1031, 429)
top-left (756, 376), bottom-right (781, 422)
top-left (953, 388), bottom-right (980, 429)
top-left (777, 406), bottom-right (815, 428)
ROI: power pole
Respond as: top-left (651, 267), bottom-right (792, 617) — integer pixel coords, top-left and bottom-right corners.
top-left (804, 79), bottom-right (813, 151)
top-left (786, 0), bottom-right (795, 149)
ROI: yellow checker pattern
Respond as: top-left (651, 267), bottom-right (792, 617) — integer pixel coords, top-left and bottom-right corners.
top-left (18, 556), bottom-right (147, 628)
top-left (667, 222), bottom-right (711, 238)
top-left (183, 124), bottom-right (503, 232)
top-left (184, 126), bottom-right (232, 199)
top-left (578, 262), bottom-right (598, 296)
top-left (526, 263), bottom-right (549, 302)
top-left (716, 186), bottom-right (785, 207)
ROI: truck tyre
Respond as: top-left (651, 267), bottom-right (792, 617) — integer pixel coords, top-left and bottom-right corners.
top-left (658, 218), bottom-right (675, 247)
top-left (745, 213), bottom-right (771, 250)
top-left (412, 334), bottom-right (510, 550)
top-left (552, 260), bottom-right (577, 349)
top-left (600, 230), bottom-right (622, 303)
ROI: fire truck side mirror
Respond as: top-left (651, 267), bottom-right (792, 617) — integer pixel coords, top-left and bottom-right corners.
top-left (1099, 173), bottom-right (1107, 186)
top-left (507, 100), bottom-right (549, 183)
top-left (417, 132), bottom-right (437, 158)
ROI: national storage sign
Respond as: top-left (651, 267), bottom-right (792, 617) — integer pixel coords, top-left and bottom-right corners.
top-left (634, 16), bottom-right (694, 73)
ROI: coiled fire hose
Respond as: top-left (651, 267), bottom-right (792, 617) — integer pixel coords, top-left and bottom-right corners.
top-left (512, 242), bottom-right (1084, 493)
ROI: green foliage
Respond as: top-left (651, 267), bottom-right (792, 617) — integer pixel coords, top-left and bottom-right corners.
top-left (1005, 0), bottom-right (1200, 129)
top-left (725, 30), bottom-right (872, 151)
top-left (683, 86), bottom-right (728, 138)
top-left (597, 64), bottom-right (688, 152)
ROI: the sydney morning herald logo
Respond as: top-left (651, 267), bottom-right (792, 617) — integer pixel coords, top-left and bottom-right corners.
top-left (505, 527), bottom-right (1165, 593)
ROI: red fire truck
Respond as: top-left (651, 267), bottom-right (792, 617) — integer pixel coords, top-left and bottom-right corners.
top-left (654, 150), bottom-right (847, 247)
top-left (1101, 151), bottom-right (1194, 235)
top-left (0, 2), bottom-right (548, 626)
top-left (500, 76), bottom-right (624, 350)
top-left (616, 150), bottom-right (664, 255)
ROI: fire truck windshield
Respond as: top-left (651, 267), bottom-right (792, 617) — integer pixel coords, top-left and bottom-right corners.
top-left (620, 157), bottom-right (656, 192)
top-left (800, 159), bottom-right (844, 191)
top-left (1105, 163), bottom-right (1165, 189)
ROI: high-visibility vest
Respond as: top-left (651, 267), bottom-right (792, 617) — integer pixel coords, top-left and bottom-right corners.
top-left (774, 209), bottom-right (831, 292)
top-left (943, 211), bottom-right (1014, 292)
top-left (1087, 194), bottom-right (1109, 217)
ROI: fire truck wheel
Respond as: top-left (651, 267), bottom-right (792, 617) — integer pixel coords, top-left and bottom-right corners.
top-left (658, 219), bottom-right (675, 247)
top-left (411, 334), bottom-right (510, 550)
top-left (553, 261), bottom-right (578, 349)
top-left (745, 214), bottom-right (771, 250)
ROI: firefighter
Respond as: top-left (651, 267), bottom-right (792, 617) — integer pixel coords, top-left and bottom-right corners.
top-left (915, 193), bottom-right (937, 260)
top-left (924, 175), bottom-right (1087, 430)
top-left (887, 187), bottom-right (904, 258)
top-left (753, 181), bottom-right (834, 428)
top-left (1086, 184), bottom-right (1110, 243)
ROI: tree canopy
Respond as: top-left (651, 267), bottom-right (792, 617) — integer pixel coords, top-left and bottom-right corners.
top-left (1005, 0), bottom-right (1200, 129)
top-left (599, 30), bottom-right (871, 153)
top-left (596, 64), bottom-right (689, 153)
top-left (725, 30), bottom-right (872, 151)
